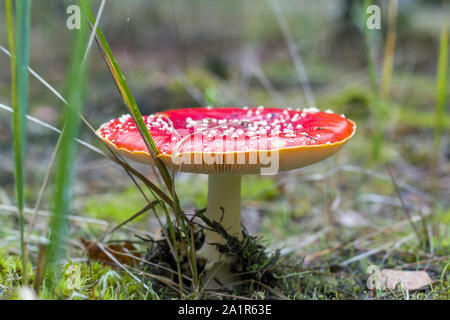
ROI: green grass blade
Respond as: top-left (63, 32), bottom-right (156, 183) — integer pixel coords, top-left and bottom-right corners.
top-left (434, 13), bottom-right (448, 155)
top-left (45, 8), bottom-right (88, 286)
top-left (79, 0), bottom-right (177, 203)
top-left (7, 0), bottom-right (31, 285)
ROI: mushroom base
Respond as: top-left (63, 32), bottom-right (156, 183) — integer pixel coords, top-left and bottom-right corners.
top-left (197, 174), bottom-right (242, 287)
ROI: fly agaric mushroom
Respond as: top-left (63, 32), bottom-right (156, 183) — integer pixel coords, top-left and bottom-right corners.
top-left (97, 106), bottom-right (355, 285)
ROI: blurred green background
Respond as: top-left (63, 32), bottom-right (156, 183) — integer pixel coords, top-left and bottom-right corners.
top-left (0, 0), bottom-right (448, 299)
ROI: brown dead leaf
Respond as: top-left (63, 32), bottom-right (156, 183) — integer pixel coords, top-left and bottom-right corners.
top-left (367, 269), bottom-right (432, 291)
top-left (81, 239), bottom-right (142, 266)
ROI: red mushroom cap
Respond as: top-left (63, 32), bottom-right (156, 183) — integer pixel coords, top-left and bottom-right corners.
top-left (97, 107), bottom-right (356, 174)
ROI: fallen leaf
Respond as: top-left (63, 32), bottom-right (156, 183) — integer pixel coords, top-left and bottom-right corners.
top-left (81, 239), bottom-right (142, 266)
top-left (367, 269), bottom-right (432, 291)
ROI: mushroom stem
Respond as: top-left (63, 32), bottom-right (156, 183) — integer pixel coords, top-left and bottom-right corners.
top-left (197, 174), bottom-right (242, 286)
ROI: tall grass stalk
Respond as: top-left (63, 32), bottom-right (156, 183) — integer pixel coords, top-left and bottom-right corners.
top-left (434, 8), bottom-right (448, 161)
top-left (45, 8), bottom-right (88, 288)
top-left (270, 0), bottom-right (316, 107)
top-left (433, 5), bottom-right (448, 197)
top-left (363, 0), bottom-right (383, 162)
top-left (80, 0), bottom-right (199, 295)
top-left (6, 0), bottom-right (31, 285)
top-left (379, 0), bottom-right (398, 99)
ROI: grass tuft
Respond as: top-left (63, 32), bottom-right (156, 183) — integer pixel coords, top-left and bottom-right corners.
top-left (45, 4), bottom-right (89, 291)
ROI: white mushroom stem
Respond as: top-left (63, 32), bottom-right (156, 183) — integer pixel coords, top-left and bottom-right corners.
top-left (197, 174), bottom-right (242, 286)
